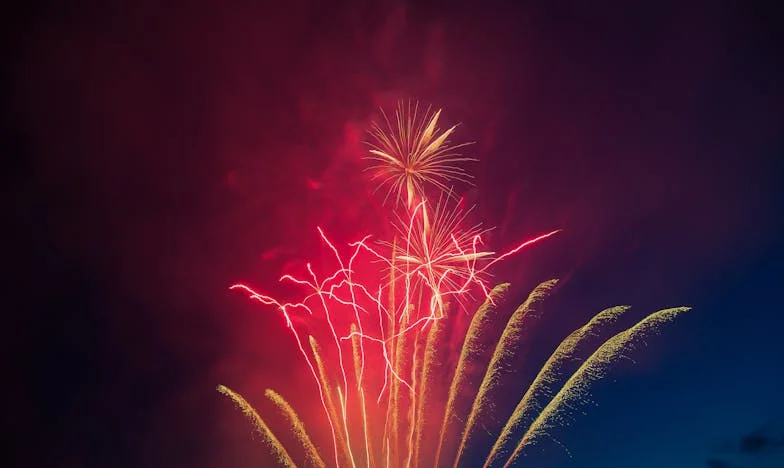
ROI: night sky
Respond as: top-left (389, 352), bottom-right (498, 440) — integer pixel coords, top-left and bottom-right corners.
top-left (4, 0), bottom-right (783, 467)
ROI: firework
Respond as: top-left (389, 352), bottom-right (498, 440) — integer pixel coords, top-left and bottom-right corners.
top-left (217, 385), bottom-right (296, 467)
top-left (219, 101), bottom-right (687, 467)
top-left (432, 284), bottom-right (510, 467)
top-left (483, 306), bottom-right (630, 467)
top-left (501, 307), bottom-right (689, 468)
top-left (265, 389), bottom-right (326, 468)
top-left (366, 100), bottom-right (476, 209)
top-left (450, 279), bottom-right (557, 467)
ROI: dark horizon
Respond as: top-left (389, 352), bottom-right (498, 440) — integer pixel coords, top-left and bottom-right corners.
top-left (3, 0), bottom-right (783, 466)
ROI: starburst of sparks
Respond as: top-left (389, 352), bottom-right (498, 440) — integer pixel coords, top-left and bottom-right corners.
top-left (366, 100), bottom-right (476, 209)
top-left (219, 100), bottom-right (687, 468)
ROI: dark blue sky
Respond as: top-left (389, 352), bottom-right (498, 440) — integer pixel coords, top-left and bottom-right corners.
top-left (4, 0), bottom-right (782, 467)
top-left (545, 246), bottom-right (784, 468)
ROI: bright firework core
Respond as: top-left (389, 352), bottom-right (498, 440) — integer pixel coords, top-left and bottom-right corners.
top-left (221, 101), bottom-right (686, 468)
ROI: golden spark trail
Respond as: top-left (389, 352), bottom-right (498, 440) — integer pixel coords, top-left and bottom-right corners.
top-left (453, 279), bottom-right (558, 467)
top-left (350, 324), bottom-right (373, 468)
top-left (230, 284), bottom-right (342, 467)
top-left (503, 307), bottom-right (690, 467)
top-left (413, 311), bottom-right (449, 467)
top-left (390, 302), bottom-right (413, 465)
top-left (383, 240), bottom-right (398, 465)
top-left (483, 306), bottom-right (629, 467)
top-left (321, 303), bottom-right (356, 466)
top-left (265, 389), bottom-right (326, 468)
top-left (432, 283), bottom-right (510, 467)
top-left (282, 263), bottom-right (356, 465)
top-left (405, 327), bottom-right (423, 468)
top-left (337, 386), bottom-right (357, 468)
top-left (311, 336), bottom-right (354, 467)
top-left (217, 385), bottom-right (296, 468)
top-left (389, 324), bottom-right (401, 464)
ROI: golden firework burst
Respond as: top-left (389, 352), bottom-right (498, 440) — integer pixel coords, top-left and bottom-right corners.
top-left (366, 100), bottom-right (476, 209)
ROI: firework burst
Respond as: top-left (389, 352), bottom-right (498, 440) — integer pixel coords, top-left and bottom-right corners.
top-left (366, 100), bottom-right (476, 209)
top-left (219, 100), bottom-right (687, 467)
top-left (381, 196), bottom-right (491, 322)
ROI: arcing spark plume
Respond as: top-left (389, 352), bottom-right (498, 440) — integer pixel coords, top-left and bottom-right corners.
top-left (432, 284), bottom-right (510, 467)
top-left (503, 307), bottom-right (690, 468)
top-left (412, 309), bottom-right (448, 467)
top-left (222, 284), bottom-right (686, 467)
top-left (309, 336), bottom-right (352, 466)
top-left (452, 279), bottom-right (558, 467)
top-left (265, 389), bottom-right (326, 468)
top-left (217, 385), bottom-right (296, 467)
top-left (218, 100), bottom-right (687, 467)
top-left (483, 306), bottom-right (630, 467)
